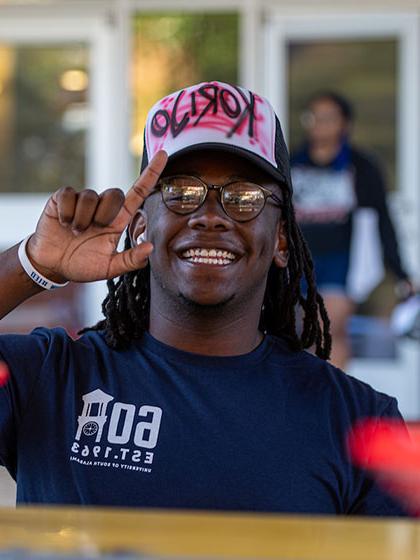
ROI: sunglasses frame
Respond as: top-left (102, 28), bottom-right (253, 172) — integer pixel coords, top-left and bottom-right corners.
top-left (156, 174), bottom-right (284, 222)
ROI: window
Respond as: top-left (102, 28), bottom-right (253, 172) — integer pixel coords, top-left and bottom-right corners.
top-left (0, 44), bottom-right (89, 193)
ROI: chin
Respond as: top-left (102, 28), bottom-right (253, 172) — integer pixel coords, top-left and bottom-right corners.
top-left (179, 291), bottom-right (235, 309)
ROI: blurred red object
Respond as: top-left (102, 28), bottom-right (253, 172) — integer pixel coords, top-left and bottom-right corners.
top-left (0, 361), bottom-right (10, 387)
top-left (348, 419), bottom-right (420, 515)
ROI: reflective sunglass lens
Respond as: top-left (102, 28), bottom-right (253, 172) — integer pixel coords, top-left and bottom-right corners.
top-left (223, 183), bottom-right (265, 220)
top-left (162, 181), bottom-right (205, 213)
top-left (160, 178), bottom-right (268, 221)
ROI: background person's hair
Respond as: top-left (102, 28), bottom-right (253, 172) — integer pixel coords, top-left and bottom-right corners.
top-left (79, 186), bottom-right (332, 360)
top-left (307, 91), bottom-right (354, 123)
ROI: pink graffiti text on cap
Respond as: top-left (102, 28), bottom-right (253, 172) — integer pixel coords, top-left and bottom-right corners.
top-left (144, 81), bottom-right (278, 172)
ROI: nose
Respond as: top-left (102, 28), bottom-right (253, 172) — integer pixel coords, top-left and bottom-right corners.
top-left (187, 190), bottom-right (234, 231)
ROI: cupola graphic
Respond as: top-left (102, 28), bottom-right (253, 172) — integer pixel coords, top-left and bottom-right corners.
top-left (75, 389), bottom-right (114, 442)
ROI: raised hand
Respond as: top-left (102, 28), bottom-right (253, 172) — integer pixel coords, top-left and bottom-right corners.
top-left (25, 151), bottom-right (168, 283)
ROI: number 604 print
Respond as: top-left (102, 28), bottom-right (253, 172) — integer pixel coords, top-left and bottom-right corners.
top-left (74, 389), bottom-right (163, 449)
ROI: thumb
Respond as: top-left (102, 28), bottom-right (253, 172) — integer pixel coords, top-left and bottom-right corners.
top-left (107, 242), bottom-right (153, 278)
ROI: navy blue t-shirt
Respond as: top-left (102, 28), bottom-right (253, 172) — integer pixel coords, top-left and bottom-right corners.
top-left (0, 327), bottom-right (408, 515)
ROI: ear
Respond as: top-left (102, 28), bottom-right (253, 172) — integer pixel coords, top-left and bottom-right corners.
top-left (128, 209), bottom-right (148, 247)
top-left (273, 220), bottom-right (289, 269)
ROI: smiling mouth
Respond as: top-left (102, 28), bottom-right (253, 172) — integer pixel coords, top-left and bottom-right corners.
top-left (180, 248), bottom-right (237, 266)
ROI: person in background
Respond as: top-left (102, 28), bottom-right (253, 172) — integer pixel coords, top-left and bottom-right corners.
top-left (290, 92), bottom-right (413, 370)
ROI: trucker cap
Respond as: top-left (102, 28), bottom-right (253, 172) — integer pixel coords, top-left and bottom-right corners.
top-left (140, 81), bottom-right (292, 191)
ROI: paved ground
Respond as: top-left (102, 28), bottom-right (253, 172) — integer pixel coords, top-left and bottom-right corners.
top-left (0, 467), bottom-right (16, 506)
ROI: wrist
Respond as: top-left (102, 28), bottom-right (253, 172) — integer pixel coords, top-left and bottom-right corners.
top-left (19, 235), bottom-right (69, 290)
top-left (394, 279), bottom-right (413, 301)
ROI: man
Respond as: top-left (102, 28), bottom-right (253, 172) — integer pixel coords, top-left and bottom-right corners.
top-left (0, 81), bottom-right (407, 514)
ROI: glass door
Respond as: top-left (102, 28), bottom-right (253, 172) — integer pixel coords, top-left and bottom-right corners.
top-left (0, 10), bottom-right (123, 336)
top-left (0, 42), bottom-right (89, 336)
top-left (264, 10), bottom-right (420, 418)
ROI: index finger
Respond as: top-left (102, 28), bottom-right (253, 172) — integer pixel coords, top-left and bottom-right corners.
top-left (122, 150), bottom-right (168, 220)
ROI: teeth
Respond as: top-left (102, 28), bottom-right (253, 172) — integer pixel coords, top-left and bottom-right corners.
top-left (186, 256), bottom-right (231, 265)
top-left (182, 248), bottom-right (236, 260)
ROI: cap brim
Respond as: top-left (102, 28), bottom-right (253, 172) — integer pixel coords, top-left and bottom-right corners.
top-left (162, 142), bottom-right (289, 187)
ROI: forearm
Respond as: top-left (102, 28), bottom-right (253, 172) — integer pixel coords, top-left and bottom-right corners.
top-left (0, 243), bottom-right (44, 319)
top-left (378, 210), bottom-right (408, 279)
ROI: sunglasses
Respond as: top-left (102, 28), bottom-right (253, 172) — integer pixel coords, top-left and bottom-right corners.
top-left (300, 110), bottom-right (342, 129)
top-left (155, 175), bottom-right (284, 222)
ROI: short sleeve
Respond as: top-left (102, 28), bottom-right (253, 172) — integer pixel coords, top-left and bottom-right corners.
top-left (0, 328), bottom-right (57, 477)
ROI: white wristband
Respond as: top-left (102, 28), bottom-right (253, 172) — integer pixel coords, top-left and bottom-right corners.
top-left (18, 235), bottom-right (69, 290)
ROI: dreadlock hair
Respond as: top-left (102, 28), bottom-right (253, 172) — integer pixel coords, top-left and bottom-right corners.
top-left (79, 187), bottom-right (332, 360)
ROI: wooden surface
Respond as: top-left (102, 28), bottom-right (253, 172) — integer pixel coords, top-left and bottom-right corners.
top-left (0, 507), bottom-right (419, 559)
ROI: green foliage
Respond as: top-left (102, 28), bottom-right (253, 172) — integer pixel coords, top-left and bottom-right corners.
top-left (134, 12), bottom-right (239, 87)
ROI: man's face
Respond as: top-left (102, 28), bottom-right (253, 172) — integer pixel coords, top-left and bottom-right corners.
top-left (304, 98), bottom-right (348, 145)
top-left (139, 150), bottom-right (287, 310)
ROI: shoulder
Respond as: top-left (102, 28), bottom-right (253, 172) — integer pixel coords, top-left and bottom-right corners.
top-left (0, 326), bottom-right (116, 363)
top-left (350, 146), bottom-right (383, 175)
top-left (267, 336), bottom-right (398, 419)
top-left (0, 326), bottom-right (67, 357)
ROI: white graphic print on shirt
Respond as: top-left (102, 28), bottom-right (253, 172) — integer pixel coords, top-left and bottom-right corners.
top-left (292, 167), bottom-right (356, 223)
top-left (69, 388), bottom-right (162, 473)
